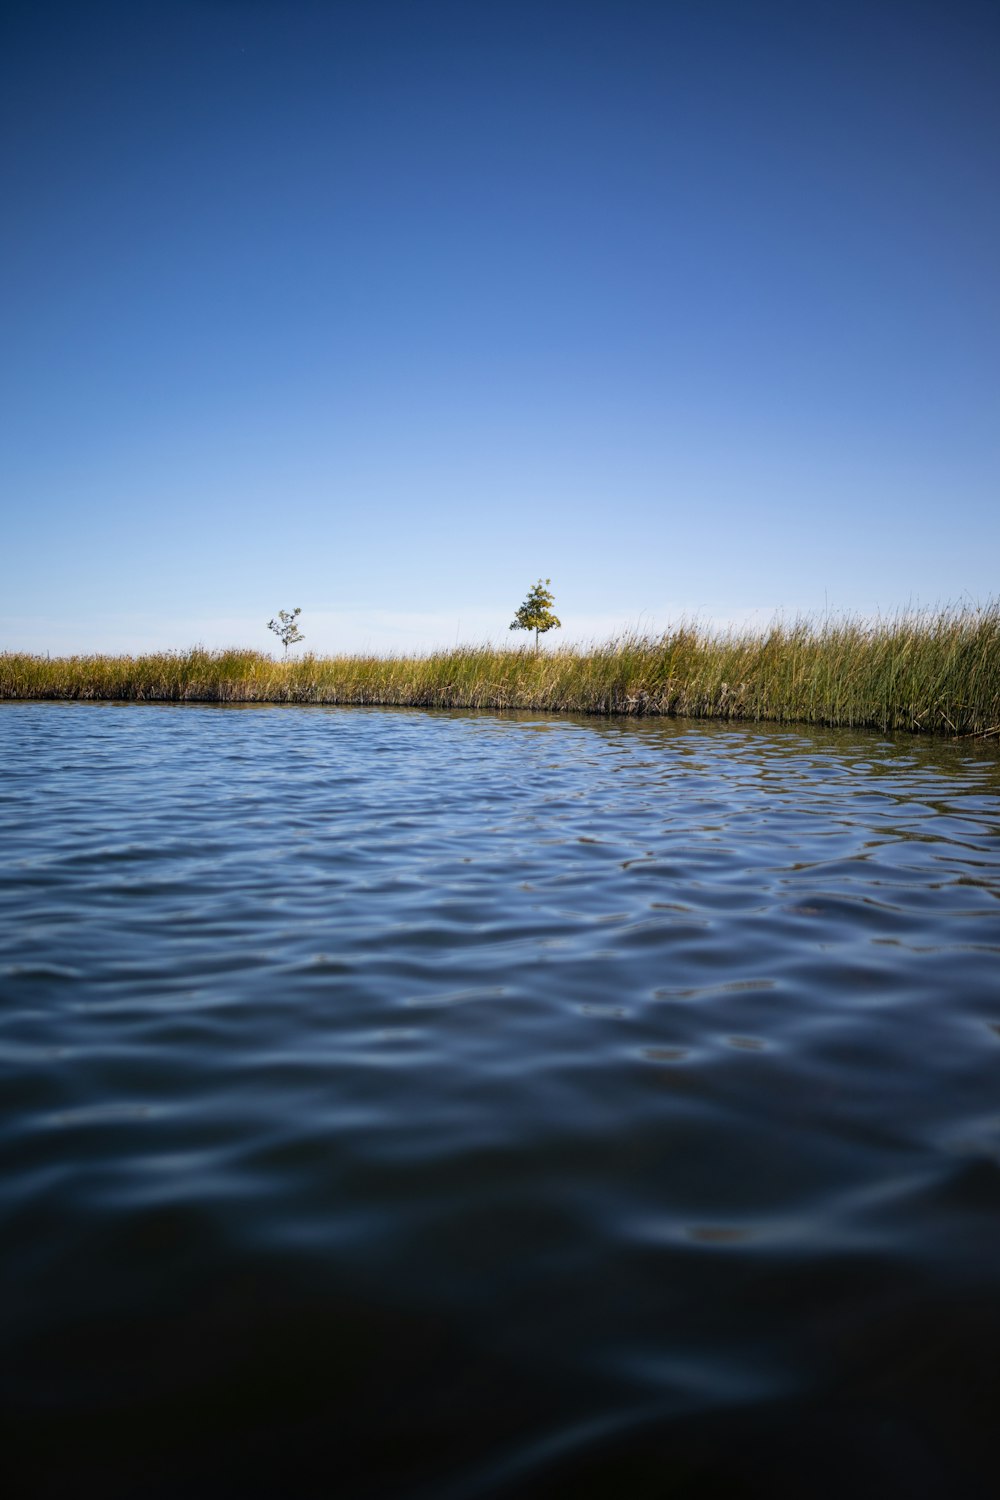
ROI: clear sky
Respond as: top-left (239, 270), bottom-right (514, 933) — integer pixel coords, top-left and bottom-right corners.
top-left (2, 0), bottom-right (998, 655)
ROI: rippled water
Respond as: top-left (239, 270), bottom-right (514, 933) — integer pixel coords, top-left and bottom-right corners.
top-left (2, 703), bottom-right (999, 1498)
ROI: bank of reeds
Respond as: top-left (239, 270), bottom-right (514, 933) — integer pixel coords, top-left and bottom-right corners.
top-left (2, 607), bottom-right (999, 739)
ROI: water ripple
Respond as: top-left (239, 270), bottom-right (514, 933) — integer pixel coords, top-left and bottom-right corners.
top-left (1, 703), bottom-right (999, 1496)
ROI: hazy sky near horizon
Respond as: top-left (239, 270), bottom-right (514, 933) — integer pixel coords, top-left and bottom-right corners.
top-left (3, 0), bottom-right (998, 655)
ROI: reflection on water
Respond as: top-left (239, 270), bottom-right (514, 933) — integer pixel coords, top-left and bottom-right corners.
top-left (1, 703), bottom-right (999, 1497)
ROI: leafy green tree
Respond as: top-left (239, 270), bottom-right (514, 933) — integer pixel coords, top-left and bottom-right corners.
top-left (510, 578), bottom-right (561, 651)
top-left (268, 607), bottom-right (304, 656)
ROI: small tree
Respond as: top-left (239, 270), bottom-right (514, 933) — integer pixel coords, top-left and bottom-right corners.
top-left (268, 607), bottom-right (304, 657)
top-left (510, 578), bottom-right (561, 651)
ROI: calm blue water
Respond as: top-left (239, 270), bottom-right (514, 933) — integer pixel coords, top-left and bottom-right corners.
top-left (2, 702), bottom-right (999, 1498)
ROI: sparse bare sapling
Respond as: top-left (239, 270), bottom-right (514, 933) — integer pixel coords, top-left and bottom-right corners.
top-left (510, 578), bottom-right (561, 651)
top-left (268, 607), bottom-right (304, 657)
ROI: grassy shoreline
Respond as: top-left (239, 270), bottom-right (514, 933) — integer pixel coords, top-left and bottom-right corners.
top-left (2, 608), bottom-right (999, 739)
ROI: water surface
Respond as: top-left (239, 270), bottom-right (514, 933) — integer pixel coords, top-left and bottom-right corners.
top-left (2, 703), bottom-right (999, 1497)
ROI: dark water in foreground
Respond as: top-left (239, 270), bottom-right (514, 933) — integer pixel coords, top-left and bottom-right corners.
top-left (2, 703), bottom-right (999, 1499)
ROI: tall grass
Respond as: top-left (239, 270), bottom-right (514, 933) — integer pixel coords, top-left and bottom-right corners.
top-left (2, 606), bottom-right (999, 738)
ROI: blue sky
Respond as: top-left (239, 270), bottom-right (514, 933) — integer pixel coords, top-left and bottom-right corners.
top-left (3, 0), bottom-right (998, 655)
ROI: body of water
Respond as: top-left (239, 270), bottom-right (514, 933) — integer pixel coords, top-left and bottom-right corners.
top-left (2, 703), bottom-right (999, 1497)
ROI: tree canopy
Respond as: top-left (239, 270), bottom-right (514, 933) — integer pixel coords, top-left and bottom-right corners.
top-left (510, 579), bottom-right (561, 649)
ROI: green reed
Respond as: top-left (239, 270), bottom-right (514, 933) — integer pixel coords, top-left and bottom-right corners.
top-left (3, 606), bottom-right (999, 738)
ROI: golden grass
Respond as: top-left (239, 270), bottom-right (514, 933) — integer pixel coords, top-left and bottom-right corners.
top-left (2, 606), bottom-right (999, 738)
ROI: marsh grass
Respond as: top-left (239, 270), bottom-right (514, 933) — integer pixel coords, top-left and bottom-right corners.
top-left (3, 607), bottom-right (999, 738)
